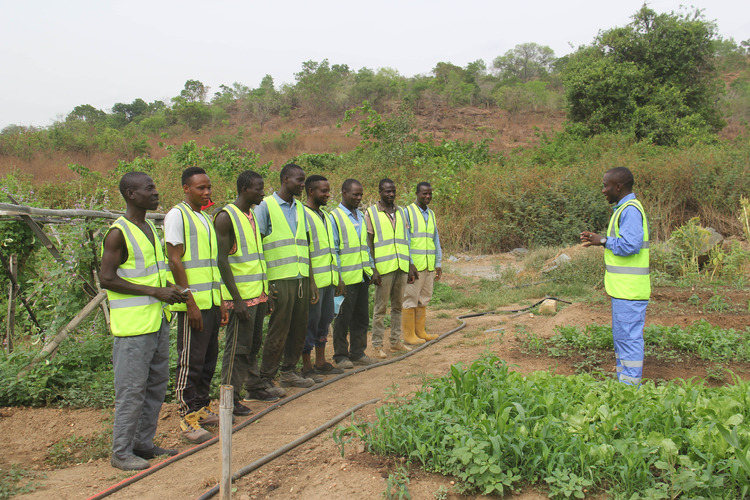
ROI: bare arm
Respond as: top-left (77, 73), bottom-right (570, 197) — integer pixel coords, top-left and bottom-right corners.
top-left (167, 241), bottom-right (203, 330)
top-left (215, 211), bottom-right (249, 321)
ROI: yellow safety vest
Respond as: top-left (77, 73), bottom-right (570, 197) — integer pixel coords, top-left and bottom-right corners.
top-left (604, 198), bottom-right (651, 301)
top-left (304, 206), bottom-right (339, 288)
top-left (331, 207), bottom-right (373, 285)
top-left (217, 203), bottom-right (268, 300)
top-left (167, 202), bottom-right (222, 311)
top-left (407, 203), bottom-right (437, 272)
top-left (367, 204), bottom-right (410, 274)
top-left (262, 196), bottom-right (310, 280)
top-left (104, 217), bottom-right (169, 336)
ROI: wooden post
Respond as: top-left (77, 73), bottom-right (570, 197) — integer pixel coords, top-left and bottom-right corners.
top-left (219, 385), bottom-right (233, 500)
top-left (6, 254), bottom-right (17, 353)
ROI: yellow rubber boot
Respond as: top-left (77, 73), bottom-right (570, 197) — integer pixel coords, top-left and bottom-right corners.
top-left (415, 306), bottom-right (438, 341)
top-left (401, 308), bottom-right (424, 345)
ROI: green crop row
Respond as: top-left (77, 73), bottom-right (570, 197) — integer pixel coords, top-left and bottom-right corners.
top-left (337, 354), bottom-right (750, 498)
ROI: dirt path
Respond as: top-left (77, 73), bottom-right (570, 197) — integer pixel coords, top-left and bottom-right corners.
top-left (7, 256), bottom-right (750, 499)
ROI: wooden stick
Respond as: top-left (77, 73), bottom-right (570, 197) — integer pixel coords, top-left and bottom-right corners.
top-left (17, 291), bottom-right (107, 378)
top-left (0, 202), bottom-right (165, 221)
top-left (0, 246), bottom-right (42, 332)
top-left (219, 385), bottom-right (233, 500)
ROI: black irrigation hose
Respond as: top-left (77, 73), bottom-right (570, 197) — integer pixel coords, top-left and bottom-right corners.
top-left (196, 398), bottom-right (381, 500)
top-left (87, 295), bottom-right (570, 500)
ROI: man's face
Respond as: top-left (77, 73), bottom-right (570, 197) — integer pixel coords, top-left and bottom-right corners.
top-left (246, 178), bottom-right (265, 206)
top-left (184, 173), bottom-right (212, 207)
top-left (601, 173), bottom-right (620, 204)
top-left (309, 180), bottom-right (331, 206)
top-left (284, 169), bottom-right (306, 197)
top-left (380, 182), bottom-right (396, 204)
top-left (416, 185), bottom-right (433, 207)
top-left (129, 175), bottom-right (159, 211)
top-left (342, 183), bottom-right (363, 209)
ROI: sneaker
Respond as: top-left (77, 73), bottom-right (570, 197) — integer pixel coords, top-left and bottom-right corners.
top-left (111, 454), bottom-right (150, 471)
top-left (279, 370), bottom-right (315, 388)
top-left (242, 388), bottom-right (281, 403)
top-left (233, 401), bottom-right (253, 416)
top-left (352, 354), bottom-right (377, 366)
top-left (262, 379), bottom-right (288, 398)
top-left (300, 369), bottom-right (324, 383)
top-left (196, 407), bottom-right (219, 427)
top-left (335, 358), bottom-right (354, 370)
top-left (390, 342), bottom-right (412, 352)
top-left (373, 348), bottom-right (388, 359)
top-left (180, 412), bottom-right (213, 444)
top-left (313, 362), bottom-right (344, 375)
top-left (132, 446), bottom-right (178, 459)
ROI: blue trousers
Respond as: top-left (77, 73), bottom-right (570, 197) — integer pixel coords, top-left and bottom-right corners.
top-left (611, 298), bottom-right (648, 386)
top-left (303, 285), bottom-right (335, 354)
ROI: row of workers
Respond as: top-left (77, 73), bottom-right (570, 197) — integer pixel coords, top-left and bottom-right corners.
top-left (99, 164), bottom-right (442, 471)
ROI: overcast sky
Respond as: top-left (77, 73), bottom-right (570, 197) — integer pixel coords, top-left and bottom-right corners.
top-left (1, 0), bottom-right (748, 129)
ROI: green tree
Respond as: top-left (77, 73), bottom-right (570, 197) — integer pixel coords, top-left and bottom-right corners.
top-left (67, 104), bottom-right (106, 124)
top-left (294, 60), bottom-right (350, 123)
top-left (562, 6), bottom-right (724, 145)
top-left (246, 75), bottom-right (280, 131)
top-left (493, 43), bottom-right (555, 82)
top-left (180, 79), bottom-right (209, 103)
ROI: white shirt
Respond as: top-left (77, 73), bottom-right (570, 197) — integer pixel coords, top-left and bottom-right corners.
top-left (163, 205), bottom-right (212, 246)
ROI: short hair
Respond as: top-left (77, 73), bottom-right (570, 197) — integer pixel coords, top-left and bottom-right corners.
top-left (279, 163), bottom-right (304, 184)
top-left (341, 178), bottom-right (361, 193)
top-left (378, 178), bottom-right (395, 191)
top-left (416, 182), bottom-right (431, 194)
top-left (237, 170), bottom-right (263, 194)
top-left (305, 174), bottom-right (328, 193)
top-left (119, 171), bottom-right (150, 199)
top-left (606, 167), bottom-right (634, 190)
top-left (182, 166), bottom-right (207, 187)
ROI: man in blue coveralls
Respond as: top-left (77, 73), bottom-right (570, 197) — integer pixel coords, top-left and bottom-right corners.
top-left (581, 167), bottom-right (650, 386)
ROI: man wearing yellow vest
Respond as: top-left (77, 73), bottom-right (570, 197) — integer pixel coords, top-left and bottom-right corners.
top-left (403, 182), bottom-right (443, 343)
top-left (366, 178), bottom-right (417, 358)
top-left (581, 167), bottom-right (650, 386)
top-left (301, 175), bottom-right (346, 379)
top-left (331, 179), bottom-right (376, 369)
top-left (215, 170), bottom-right (280, 418)
top-left (165, 167), bottom-right (227, 443)
top-left (101, 172), bottom-right (186, 470)
top-left (254, 163), bottom-right (319, 392)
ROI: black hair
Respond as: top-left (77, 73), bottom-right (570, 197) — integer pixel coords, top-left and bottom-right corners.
top-left (305, 174), bottom-right (328, 193)
top-left (279, 163), bottom-right (304, 184)
top-left (606, 167), bottom-right (635, 190)
top-left (416, 181), bottom-right (432, 194)
top-left (119, 171), bottom-right (150, 199)
top-left (341, 178), bottom-right (361, 192)
top-left (378, 178), bottom-right (395, 191)
top-left (182, 166), bottom-right (207, 187)
top-left (237, 170), bottom-right (263, 194)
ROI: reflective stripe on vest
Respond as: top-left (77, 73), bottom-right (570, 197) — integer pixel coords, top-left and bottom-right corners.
top-left (104, 217), bottom-right (169, 336)
top-left (367, 205), bottom-right (410, 274)
top-left (168, 202), bottom-right (222, 311)
top-left (262, 196), bottom-right (310, 280)
top-left (218, 204), bottom-right (268, 300)
top-left (407, 203), bottom-right (437, 272)
top-left (604, 199), bottom-right (651, 300)
top-left (331, 207), bottom-right (373, 285)
top-left (304, 206), bottom-right (339, 288)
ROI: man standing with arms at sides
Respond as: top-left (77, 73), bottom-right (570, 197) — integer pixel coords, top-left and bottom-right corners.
top-left (581, 166), bottom-right (650, 386)
top-left (403, 182), bottom-right (443, 343)
top-left (301, 175), bottom-right (346, 379)
top-left (331, 179), bottom-right (376, 369)
top-left (101, 172), bottom-right (186, 470)
top-left (215, 170), bottom-right (280, 418)
top-left (254, 163), bottom-right (319, 392)
top-left (366, 178), bottom-right (418, 358)
top-left (165, 167), bottom-right (227, 444)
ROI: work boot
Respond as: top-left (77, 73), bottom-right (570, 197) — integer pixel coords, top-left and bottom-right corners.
top-left (352, 354), bottom-right (377, 366)
top-left (243, 388), bottom-right (281, 402)
top-left (390, 341), bottom-right (412, 352)
top-left (233, 401), bottom-right (253, 416)
top-left (373, 347), bottom-right (388, 359)
top-left (196, 406), bottom-right (219, 427)
top-left (313, 362), bottom-right (344, 375)
top-left (111, 454), bottom-right (150, 471)
top-left (261, 378), bottom-right (287, 398)
top-left (180, 412), bottom-right (213, 444)
top-left (335, 358), bottom-right (354, 370)
top-left (300, 369), bottom-right (324, 383)
top-left (279, 370), bottom-right (315, 388)
top-left (402, 307), bottom-right (425, 345)
top-left (415, 306), bottom-right (438, 341)
top-left (132, 446), bottom-right (178, 459)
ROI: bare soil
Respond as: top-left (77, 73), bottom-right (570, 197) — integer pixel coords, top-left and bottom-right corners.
top-left (5, 256), bottom-right (750, 500)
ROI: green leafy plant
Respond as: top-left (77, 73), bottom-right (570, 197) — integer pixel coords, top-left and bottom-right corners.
top-left (383, 465), bottom-right (411, 500)
top-left (0, 465), bottom-right (41, 499)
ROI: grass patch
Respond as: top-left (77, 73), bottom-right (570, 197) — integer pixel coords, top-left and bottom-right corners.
top-left (0, 465), bottom-right (42, 499)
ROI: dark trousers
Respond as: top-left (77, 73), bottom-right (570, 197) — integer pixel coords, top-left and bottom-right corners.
top-left (304, 285), bottom-right (335, 354)
top-left (260, 278), bottom-right (310, 378)
top-left (221, 302), bottom-right (268, 402)
top-left (175, 306), bottom-right (220, 417)
top-left (333, 281), bottom-right (370, 363)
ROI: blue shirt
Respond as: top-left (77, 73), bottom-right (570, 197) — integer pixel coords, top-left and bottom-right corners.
top-left (406, 203), bottom-right (443, 268)
top-left (605, 193), bottom-right (645, 257)
top-left (332, 203), bottom-right (375, 273)
top-left (254, 192), bottom-right (309, 279)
